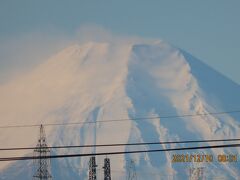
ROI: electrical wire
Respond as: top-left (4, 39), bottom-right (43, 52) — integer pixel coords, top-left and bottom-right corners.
top-left (1, 138), bottom-right (240, 151)
top-left (0, 110), bottom-right (239, 129)
top-left (0, 143), bottom-right (239, 161)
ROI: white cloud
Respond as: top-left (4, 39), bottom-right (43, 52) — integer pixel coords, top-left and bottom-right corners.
top-left (0, 30), bottom-right (73, 84)
top-left (0, 24), bottom-right (153, 84)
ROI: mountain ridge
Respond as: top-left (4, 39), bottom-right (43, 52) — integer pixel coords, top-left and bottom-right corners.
top-left (0, 40), bottom-right (240, 179)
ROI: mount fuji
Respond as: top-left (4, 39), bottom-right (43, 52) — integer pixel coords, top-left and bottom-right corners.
top-left (0, 39), bottom-right (240, 180)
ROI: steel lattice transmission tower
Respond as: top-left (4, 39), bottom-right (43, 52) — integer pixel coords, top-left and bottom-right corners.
top-left (189, 167), bottom-right (206, 180)
top-left (33, 124), bottom-right (52, 180)
top-left (126, 159), bottom-right (137, 180)
top-left (89, 156), bottom-right (98, 180)
top-left (103, 157), bottom-right (111, 180)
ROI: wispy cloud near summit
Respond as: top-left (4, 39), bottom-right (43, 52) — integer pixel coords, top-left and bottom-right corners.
top-left (0, 25), bottom-right (155, 84)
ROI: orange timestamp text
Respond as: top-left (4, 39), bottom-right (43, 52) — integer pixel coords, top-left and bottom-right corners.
top-left (172, 154), bottom-right (238, 163)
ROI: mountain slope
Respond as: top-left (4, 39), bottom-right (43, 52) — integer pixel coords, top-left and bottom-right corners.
top-left (0, 40), bottom-right (240, 179)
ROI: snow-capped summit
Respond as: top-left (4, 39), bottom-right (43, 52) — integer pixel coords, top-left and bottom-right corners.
top-left (0, 39), bottom-right (240, 179)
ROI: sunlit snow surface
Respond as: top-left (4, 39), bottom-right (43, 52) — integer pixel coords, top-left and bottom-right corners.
top-left (0, 40), bottom-right (240, 180)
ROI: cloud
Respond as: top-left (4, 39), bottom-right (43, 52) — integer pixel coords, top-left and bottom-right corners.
top-left (75, 24), bottom-right (151, 45)
top-left (0, 30), bottom-right (73, 84)
top-left (0, 24), bottom-right (154, 84)
top-left (76, 24), bottom-right (115, 43)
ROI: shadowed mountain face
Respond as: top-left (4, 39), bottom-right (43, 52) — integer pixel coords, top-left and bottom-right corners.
top-left (0, 40), bottom-right (240, 180)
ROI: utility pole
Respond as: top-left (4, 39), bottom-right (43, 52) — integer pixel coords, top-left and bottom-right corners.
top-left (126, 159), bottom-right (137, 180)
top-left (103, 157), bottom-right (111, 180)
top-left (89, 156), bottom-right (97, 180)
top-left (33, 124), bottom-right (52, 180)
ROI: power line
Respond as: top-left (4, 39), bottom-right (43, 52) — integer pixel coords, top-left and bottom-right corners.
top-left (1, 143), bottom-right (240, 161)
top-left (1, 138), bottom-right (240, 151)
top-left (0, 110), bottom-right (240, 129)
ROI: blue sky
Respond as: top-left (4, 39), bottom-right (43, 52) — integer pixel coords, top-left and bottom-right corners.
top-left (0, 0), bottom-right (240, 84)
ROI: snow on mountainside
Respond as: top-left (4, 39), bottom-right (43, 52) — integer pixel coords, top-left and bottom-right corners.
top-left (0, 40), bottom-right (240, 180)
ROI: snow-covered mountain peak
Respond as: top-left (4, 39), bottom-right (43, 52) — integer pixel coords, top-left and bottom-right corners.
top-left (1, 40), bottom-right (240, 179)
